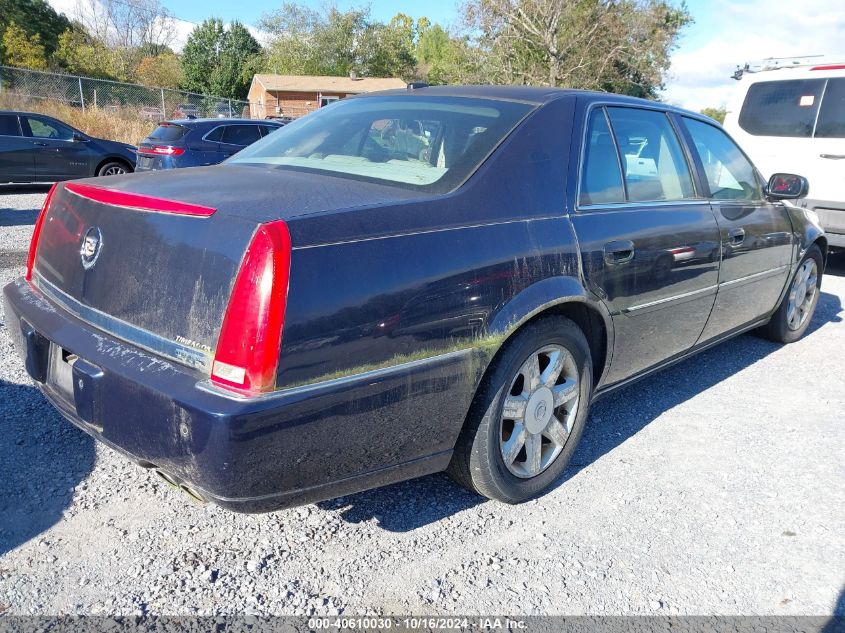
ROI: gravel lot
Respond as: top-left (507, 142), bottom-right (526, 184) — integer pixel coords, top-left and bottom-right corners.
top-left (1, 186), bottom-right (843, 617)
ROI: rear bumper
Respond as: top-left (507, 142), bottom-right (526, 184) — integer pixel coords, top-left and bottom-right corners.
top-left (3, 278), bottom-right (471, 512)
top-left (801, 198), bottom-right (845, 247)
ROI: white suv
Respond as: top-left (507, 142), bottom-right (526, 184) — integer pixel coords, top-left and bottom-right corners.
top-left (723, 60), bottom-right (845, 249)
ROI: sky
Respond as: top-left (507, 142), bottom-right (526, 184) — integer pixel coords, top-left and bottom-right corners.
top-left (47, 0), bottom-right (845, 112)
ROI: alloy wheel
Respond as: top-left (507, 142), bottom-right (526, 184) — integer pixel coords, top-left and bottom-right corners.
top-left (786, 258), bottom-right (818, 331)
top-left (499, 344), bottom-right (579, 478)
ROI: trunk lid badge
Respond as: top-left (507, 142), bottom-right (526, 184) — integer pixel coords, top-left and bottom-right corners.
top-left (80, 227), bottom-right (103, 270)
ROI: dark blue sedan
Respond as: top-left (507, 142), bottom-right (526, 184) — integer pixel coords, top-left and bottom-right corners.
top-left (135, 118), bottom-right (283, 172)
top-left (3, 87), bottom-right (826, 513)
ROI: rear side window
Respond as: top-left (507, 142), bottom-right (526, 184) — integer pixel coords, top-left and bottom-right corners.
top-left (815, 78), bottom-right (845, 138)
top-left (579, 109), bottom-right (625, 205)
top-left (148, 124), bottom-right (186, 142)
top-left (738, 79), bottom-right (826, 137)
top-left (0, 115), bottom-right (21, 136)
top-left (606, 107), bottom-right (695, 202)
top-left (221, 125), bottom-right (262, 146)
top-left (684, 118), bottom-right (762, 201)
top-left (204, 126), bottom-right (224, 142)
top-left (259, 125), bottom-right (280, 137)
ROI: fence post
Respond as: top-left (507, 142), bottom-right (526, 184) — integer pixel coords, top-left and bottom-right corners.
top-left (161, 89), bottom-right (166, 117)
top-left (78, 77), bottom-right (85, 111)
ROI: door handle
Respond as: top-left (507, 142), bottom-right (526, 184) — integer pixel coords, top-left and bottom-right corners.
top-left (728, 228), bottom-right (745, 245)
top-left (604, 240), bottom-right (635, 264)
top-left (820, 154), bottom-right (845, 160)
top-left (33, 141), bottom-right (49, 146)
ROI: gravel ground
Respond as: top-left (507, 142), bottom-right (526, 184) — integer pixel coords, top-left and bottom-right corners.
top-left (1, 187), bottom-right (843, 617)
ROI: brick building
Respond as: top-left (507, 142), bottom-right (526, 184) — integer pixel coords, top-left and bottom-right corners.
top-left (247, 74), bottom-right (407, 120)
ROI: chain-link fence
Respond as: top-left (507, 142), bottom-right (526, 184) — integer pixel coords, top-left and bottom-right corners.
top-left (0, 65), bottom-right (250, 120)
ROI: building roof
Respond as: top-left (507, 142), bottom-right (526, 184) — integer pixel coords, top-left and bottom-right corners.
top-left (252, 74), bottom-right (407, 94)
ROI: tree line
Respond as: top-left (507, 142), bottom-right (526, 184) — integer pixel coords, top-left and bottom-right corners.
top-left (0, 0), bottom-right (693, 102)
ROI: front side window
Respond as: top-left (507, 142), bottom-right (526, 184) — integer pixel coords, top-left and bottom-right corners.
top-left (229, 96), bottom-right (534, 193)
top-left (24, 116), bottom-right (74, 141)
top-left (684, 117), bottom-right (762, 201)
top-left (815, 78), bottom-right (845, 138)
top-left (579, 108), bottom-right (625, 205)
top-left (738, 79), bottom-right (826, 138)
top-left (606, 107), bottom-right (695, 202)
top-left (0, 115), bottom-right (21, 136)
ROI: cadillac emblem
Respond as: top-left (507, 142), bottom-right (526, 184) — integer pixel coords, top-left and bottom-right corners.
top-left (80, 227), bottom-right (103, 269)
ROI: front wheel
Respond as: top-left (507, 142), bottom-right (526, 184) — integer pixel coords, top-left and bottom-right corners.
top-left (448, 316), bottom-right (593, 504)
top-left (758, 244), bottom-right (823, 344)
top-left (97, 161), bottom-right (131, 177)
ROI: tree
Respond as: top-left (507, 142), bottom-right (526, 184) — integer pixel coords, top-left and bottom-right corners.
top-left (0, 0), bottom-right (71, 59)
top-left (181, 19), bottom-right (261, 99)
top-left (136, 52), bottom-right (183, 89)
top-left (70, 0), bottom-right (176, 80)
top-left (700, 106), bottom-right (726, 124)
top-left (1, 21), bottom-right (47, 69)
top-left (415, 22), bottom-right (482, 84)
top-left (217, 22), bottom-right (261, 98)
top-left (462, 0), bottom-right (691, 97)
top-left (53, 25), bottom-right (115, 78)
top-left (261, 5), bottom-right (417, 79)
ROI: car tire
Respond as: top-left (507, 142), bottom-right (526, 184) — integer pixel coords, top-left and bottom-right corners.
top-left (448, 316), bottom-right (593, 504)
top-left (97, 161), bottom-right (131, 177)
top-left (757, 244), bottom-right (823, 344)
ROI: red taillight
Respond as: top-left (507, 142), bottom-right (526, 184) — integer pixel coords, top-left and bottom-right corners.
top-left (65, 182), bottom-right (216, 217)
top-left (811, 64), bottom-right (845, 71)
top-left (211, 220), bottom-right (291, 395)
top-left (25, 183), bottom-right (58, 281)
top-left (138, 145), bottom-right (185, 156)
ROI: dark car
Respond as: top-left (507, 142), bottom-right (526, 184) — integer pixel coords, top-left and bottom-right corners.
top-left (135, 119), bottom-right (282, 172)
top-left (172, 103), bottom-right (201, 119)
top-left (3, 87), bottom-right (827, 513)
top-left (0, 110), bottom-right (136, 183)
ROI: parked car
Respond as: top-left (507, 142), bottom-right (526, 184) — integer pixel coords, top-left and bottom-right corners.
top-left (135, 118), bottom-right (282, 171)
top-left (210, 101), bottom-right (234, 118)
top-left (172, 103), bottom-right (201, 119)
top-left (0, 110), bottom-right (136, 183)
top-left (139, 106), bottom-right (165, 121)
top-left (3, 87), bottom-right (826, 513)
top-left (724, 60), bottom-right (845, 250)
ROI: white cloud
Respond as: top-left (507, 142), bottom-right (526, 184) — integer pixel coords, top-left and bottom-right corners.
top-left (661, 0), bottom-right (845, 112)
top-left (46, 0), bottom-right (265, 53)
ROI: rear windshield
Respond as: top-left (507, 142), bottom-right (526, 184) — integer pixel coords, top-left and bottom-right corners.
top-left (147, 124), bottom-right (186, 142)
top-left (229, 96), bottom-right (535, 193)
top-left (738, 78), bottom-right (832, 137)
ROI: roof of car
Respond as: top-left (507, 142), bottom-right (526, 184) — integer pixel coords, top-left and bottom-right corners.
top-left (353, 85), bottom-right (701, 117)
top-left (165, 118), bottom-right (280, 125)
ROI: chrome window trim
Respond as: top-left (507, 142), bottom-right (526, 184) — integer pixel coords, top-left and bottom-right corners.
top-left (32, 272), bottom-right (211, 372)
top-left (578, 199), bottom-right (709, 212)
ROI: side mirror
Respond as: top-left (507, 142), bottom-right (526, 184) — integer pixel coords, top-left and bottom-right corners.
top-left (767, 173), bottom-right (809, 200)
top-left (72, 132), bottom-right (89, 143)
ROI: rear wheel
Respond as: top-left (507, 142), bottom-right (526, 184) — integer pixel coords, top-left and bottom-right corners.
top-left (758, 245), bottom-right (823, 343)
top-left (97, 161), bottom-right (131, 177)
top-left (448, 316), bottom-right (592, 503)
